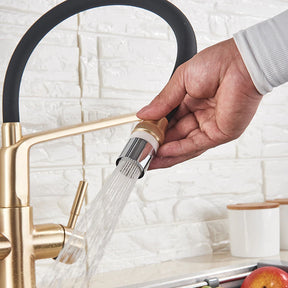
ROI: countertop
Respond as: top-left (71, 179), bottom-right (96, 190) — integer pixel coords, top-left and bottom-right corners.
top-left (91, 251), bottom-right (288, 287)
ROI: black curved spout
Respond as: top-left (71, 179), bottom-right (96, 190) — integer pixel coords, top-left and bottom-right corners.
top-left (2, 0), bottom-right (197, 123)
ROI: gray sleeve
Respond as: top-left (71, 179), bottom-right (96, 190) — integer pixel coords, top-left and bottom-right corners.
top-left (233, 10), bottom-right (288, 95)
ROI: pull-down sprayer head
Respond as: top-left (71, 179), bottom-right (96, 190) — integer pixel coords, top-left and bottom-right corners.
top-left (117, 118), bottom-right (168, 178)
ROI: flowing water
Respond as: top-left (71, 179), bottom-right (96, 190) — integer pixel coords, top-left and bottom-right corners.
top-left (39, 158), bottom-right (142, 287)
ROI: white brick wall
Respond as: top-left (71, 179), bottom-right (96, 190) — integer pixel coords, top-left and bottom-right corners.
top-left (1, 0), bottom-right (288, 282)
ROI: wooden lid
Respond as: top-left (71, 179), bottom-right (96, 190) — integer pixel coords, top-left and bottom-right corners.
top-left (227, 202), bottom-right (279, 210)
top-left (266, 199), bottom-right (288, 205)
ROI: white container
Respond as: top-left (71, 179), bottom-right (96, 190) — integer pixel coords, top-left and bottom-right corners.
top-left (267, 199), bottom-right (288, 250)
top-left (227, 202), bottom-right (280, 258)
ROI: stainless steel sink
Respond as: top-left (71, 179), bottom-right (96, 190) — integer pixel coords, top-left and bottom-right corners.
top-left (120, 260), bottom-right (288, 288)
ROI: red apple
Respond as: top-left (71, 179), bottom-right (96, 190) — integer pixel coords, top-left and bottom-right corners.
top-left (241, 266), bottom-right (288, 288)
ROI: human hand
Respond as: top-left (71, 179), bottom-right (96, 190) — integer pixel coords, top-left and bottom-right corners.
top-left (137, 39), bottom-right (263, 169)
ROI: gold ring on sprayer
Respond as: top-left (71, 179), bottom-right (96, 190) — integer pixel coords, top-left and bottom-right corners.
top-left (132, 117), bottom-right (168, 145)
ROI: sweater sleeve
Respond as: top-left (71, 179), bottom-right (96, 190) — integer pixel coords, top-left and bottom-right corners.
top-left (233, 10), bottom-right (288, 95)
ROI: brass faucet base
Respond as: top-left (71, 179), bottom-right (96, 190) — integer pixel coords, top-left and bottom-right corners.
top-left (0, 206), bottom-right (36, 288)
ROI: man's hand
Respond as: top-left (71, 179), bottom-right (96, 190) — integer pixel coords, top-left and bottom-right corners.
top-left (137, 39), bottom-right (263, 169)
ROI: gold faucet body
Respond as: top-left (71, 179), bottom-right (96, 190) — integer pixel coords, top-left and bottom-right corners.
top-left (0, 114), bottom-right (139, 288)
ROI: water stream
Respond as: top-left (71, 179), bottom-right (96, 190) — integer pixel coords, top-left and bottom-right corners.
top-left (39, 158), bottom-right (141, 287)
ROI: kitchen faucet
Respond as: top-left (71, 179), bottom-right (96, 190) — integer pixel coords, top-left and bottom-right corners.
top-left (0, 0), bottom-right (197, 287)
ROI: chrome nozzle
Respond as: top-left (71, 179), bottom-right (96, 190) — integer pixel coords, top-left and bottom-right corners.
top-left (116, 118), bottom-right (168, 178)
top-left (116, 137), bottom-right (155, 178)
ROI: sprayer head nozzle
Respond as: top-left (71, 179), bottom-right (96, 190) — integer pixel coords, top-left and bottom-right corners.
top-left (116, 137), bottom-right (154, 178)
top-left (116, 118), bottom-right (168, 178)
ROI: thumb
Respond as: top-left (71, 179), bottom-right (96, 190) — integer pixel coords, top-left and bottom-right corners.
top-left (137, 65), bottom-right (187, 120)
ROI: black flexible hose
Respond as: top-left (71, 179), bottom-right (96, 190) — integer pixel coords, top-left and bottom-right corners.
top-left (2, 0), bottom-right (197, 123)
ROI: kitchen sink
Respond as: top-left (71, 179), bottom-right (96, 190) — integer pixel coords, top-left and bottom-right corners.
top-left (120, 260), bottom-right (288, 288)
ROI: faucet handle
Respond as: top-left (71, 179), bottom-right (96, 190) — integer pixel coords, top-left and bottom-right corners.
top-left (54, 181), bottom-right (87, 264)
top-left (67, 180), bottom-right (88, 229)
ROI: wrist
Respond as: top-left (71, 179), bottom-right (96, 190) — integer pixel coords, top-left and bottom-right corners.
top-left (229, 38), bottom-right (261, 98)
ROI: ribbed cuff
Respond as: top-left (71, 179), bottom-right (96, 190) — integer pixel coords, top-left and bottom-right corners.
top-left (233, 10), bottom-right (288, 95)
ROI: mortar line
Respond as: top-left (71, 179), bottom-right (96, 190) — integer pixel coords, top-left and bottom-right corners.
top-left (77, 14), bottom-right (90, 284)
top-left (113, 217), bottom-right (230, 233)
top-left (96, 35), bottom-right (102, 99)
top-left (261, 160), bottom-right (267, 200)
top-left (76, 15), bottom-right (86, 181)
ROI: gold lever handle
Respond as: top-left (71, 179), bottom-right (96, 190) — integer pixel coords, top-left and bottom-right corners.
top-left (54, 181), bottom-right (87, 264)
top-left (67, 180), bottom-right (88, 230)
